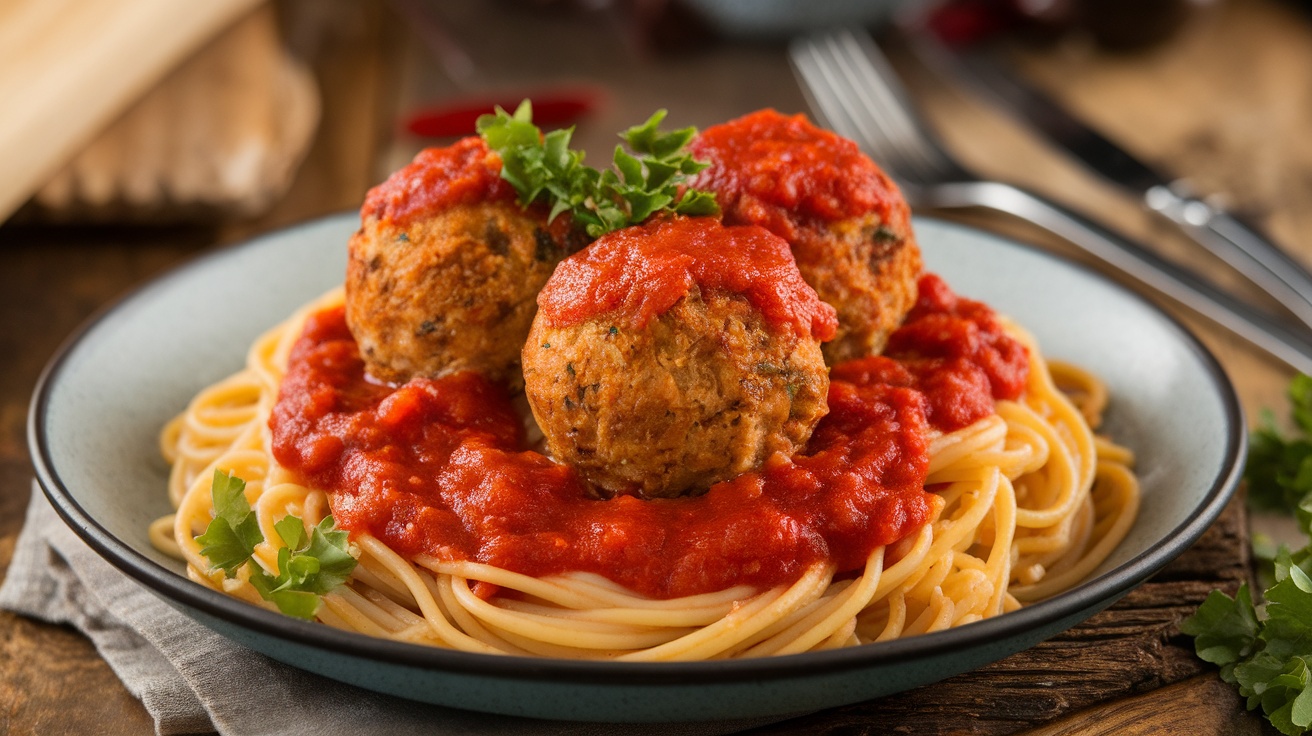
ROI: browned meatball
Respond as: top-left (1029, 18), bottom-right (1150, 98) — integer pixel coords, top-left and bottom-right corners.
top-left (522, 216), bottom-right (835, 499)
top-left (345, 139), bottom-right (579, 387)
top-left (789, 211), bottom-right (919, 363)
top-left (688, 109), bottom-right (921, 363)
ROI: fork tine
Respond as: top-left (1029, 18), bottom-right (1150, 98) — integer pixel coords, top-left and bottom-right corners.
top-left (789, 30), bottom-right (962, 186)
top-left (790, 38), bottom-right (880, 155)
top-left (794, 31), bottom-right (1312, 375)
top-left (825, 31), bottom-right (942, 177)
top-left (789, 38), bottom-right (868, 149)
top-left (790, 33), bottom-right (922, 181)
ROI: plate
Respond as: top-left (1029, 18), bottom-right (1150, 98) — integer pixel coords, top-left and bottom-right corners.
top-left (29, 213), bottom-right (1244, 722)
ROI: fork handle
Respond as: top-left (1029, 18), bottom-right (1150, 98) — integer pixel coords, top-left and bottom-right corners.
top-left (1145, 181), bottom-right (1312, 330)
top-left (921, 179), bottom-right (1312, 375)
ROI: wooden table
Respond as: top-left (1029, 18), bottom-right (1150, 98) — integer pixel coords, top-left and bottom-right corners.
top-left (2, 0), bottom-right (1307, 732)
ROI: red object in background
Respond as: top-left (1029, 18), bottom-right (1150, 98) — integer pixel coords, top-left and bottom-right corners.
top-left (925, 0), bottom-right (1019, 46)
top-left (925, 0), bottom-right (1205, 50)
top-left (403, 87), bottom-right (604, 138)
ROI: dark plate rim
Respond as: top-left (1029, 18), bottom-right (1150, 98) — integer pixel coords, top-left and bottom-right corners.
top-left (27, 213), bottom-right (1246, 686)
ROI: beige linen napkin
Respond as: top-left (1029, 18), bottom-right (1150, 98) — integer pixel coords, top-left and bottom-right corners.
top-left (0, 482), bottom-right (793, 736)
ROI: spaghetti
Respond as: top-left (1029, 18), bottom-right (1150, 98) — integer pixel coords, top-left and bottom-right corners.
top-left (154, 286), bottom-right (1140, 661)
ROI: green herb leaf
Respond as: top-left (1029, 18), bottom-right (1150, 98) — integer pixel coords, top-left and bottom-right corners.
top-left (1292, 375), bottom-right (1312, 435)
top-left (196, 470), bottom-right (262, 575)
top-left (1245, 377), bottom-right (1312, 512)
top-left (674, 189), bottom-right (720, 217)
top-left (248, 569), bottom-right (323, 621)
top-left (274, 515), bottom-right (308, 550)
top-left (300, 516), bottom-right (358, 594)
top-left (193, 471), bottom-right (357, 620)
top-left (253, 515), bottom-right (357, 619)
top-left (1184, 373), bottom-right (1312, 735)
top-left (1181, 584), bottom-right (1260, 675)
top-left (476, 101), bottom-right (718, 237)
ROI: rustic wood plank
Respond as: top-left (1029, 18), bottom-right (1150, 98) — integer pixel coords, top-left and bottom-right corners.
top-left (0, 226), bottom-right (216, 736)
top-left (746, 496), bottom-right (1259, 735)
top-left (0, 2), bottom-right (397, 734)
top-left (893, 0), bottom-right (1306, 410)
top-left (0, 612), bottom-right (158, 736)
top-left (1024, 675), bottom-right (1264, 736)
top-left (3, 0), bottom-right (1306, 733)
top-left (31, 4), bottom-right (320, 220)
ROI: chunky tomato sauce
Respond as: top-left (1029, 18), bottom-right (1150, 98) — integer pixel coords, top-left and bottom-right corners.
top-left (268, 276), bottom-right (1027, 600)
top-left (537, 216), bottom-right (837, 340)
top-left (688, 109), bottom-right (906, 241)
top-left (361, 138), bottom-right (514, 227)
top-left (835, 274), bottom-right (1030, 431)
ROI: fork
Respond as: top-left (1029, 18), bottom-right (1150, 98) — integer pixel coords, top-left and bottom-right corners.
top-left (789, 28), bottom-right (1312, 376)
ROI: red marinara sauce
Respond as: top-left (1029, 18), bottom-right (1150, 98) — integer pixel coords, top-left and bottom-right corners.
top-left (270, 276), bottom-right (1028, 600)
top-left (360, 137), bottom-right (514, 228)
top-left (836, 274), bottom-right (1030, 431)
top-left (536, 216), bottom-right (837, 340)
top-left (688, 109), bottom-right (907, 241)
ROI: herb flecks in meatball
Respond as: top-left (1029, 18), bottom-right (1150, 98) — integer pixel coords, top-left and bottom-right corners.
top-left (346, 138), bottom-right (579, 387)
top-left (523, 216), bottom-right (835, 499)
top-left (689, 109), bottom-right (922, 362)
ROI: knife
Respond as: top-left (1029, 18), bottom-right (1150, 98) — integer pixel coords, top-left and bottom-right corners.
top-left (905, 30), bottom-right (1312, 335)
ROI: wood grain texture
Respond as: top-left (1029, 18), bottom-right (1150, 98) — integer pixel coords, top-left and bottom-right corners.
top-left (902, 0), bottom-right (1307, 413)
top-left (30, 4), bottom-right (320, 220)
top-left (744, 497), bottom-right (1263, 735)
top-left (1025, 676), bottom-right (1264, 736)
top-left (2, 0), bottom-right (1309, 733)
top-left (0, 226), bottom-right (215, 736)
top-left (0, 0), bottom-right (264, 222)
top-left (0, 2), bottom-right (395, 734)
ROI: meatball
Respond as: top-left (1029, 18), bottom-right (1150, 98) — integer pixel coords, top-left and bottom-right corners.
top-left (345, 138), bottom-right (580, 387)
top-left (523, 216), bottom-right (835, 499)
top-left (688, 109), bottom-right (922, 363)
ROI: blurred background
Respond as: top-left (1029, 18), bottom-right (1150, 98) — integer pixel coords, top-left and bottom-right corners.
top-left (8, 0), bottom-right (1304, 228)
top-left (4, 0), bottom-right (1312, 732)
top-left (6, 0), bottom-right (1312, 403)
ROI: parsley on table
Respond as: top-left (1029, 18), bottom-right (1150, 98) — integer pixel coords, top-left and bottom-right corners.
top-left (195, 470), bottom-right (357, 620)
top-left (1247, 375), bottom-right (1312, 512)
top-left (1181, 374), bottom-right (1312, 735)
top-left (475, 100), bottom-right (719, 238)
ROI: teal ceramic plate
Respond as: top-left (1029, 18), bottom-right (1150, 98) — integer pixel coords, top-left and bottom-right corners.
top-left (29, 214), bottom-right (1244, 722)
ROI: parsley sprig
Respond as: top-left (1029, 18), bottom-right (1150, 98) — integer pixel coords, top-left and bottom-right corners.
top-left (1247, 374), bottom-right (1312, 511)
top-left (475, 100), bottom-right (719, 238)
top-left (195, 470), bottom-right (357, 620)
top-left (1181, 374), bottom-right (1312, 734)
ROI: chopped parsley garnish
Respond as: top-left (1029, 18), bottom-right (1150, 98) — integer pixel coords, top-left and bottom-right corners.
top-left (195, 470), bottom-right (357, 620)
top-left (475, 100), bottom-right (719, 238)
top-left (1181, 374), bottom-right (1312, 734)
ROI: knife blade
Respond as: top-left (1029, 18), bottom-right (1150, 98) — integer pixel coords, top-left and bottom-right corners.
top-left (905, 29), bottom-right (1312, 336)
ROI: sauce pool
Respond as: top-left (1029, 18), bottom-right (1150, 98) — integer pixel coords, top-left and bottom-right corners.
top-left (269, 275), bottom-right (1028, 599)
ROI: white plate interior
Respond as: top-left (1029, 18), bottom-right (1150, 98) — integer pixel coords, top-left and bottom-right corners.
top-left (35, 213), bottom-right (1236, 638)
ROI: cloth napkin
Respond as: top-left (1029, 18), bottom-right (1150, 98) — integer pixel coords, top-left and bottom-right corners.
top-left (0, 482), bottom-right (795, 736)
